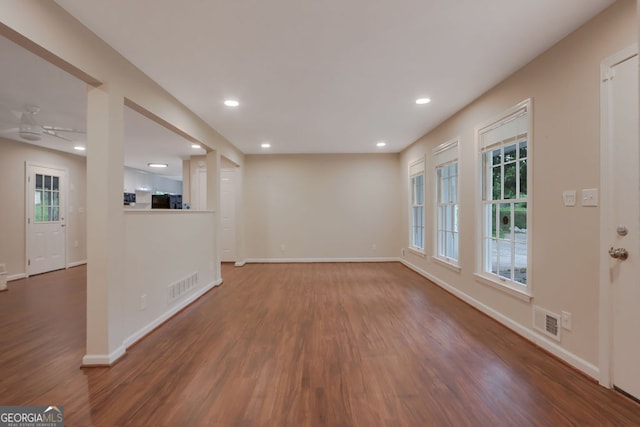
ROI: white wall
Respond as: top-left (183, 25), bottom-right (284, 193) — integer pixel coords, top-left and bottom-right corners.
top-left (122, 211), bottom-right (218, 347)
top-left (244, 153), bottom-right (401, 261)
top-left (399, 0), bottom-right (636, 376)
top-left (0, 137), bottom-right (86, 278)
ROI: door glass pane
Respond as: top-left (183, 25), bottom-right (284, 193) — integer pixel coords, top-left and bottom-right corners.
top-left (35, 174), bottom-right (43, 190)
top-left (52, 191), bottom-right (59, 208)
top-left (52, 207), bottom-right (59, 222)
top-left (44, 175), bottom-right (52, 190)
top-left (52, 176), bottom-right (59, 191)
top-left (43, 191), bottom-right (50, 207)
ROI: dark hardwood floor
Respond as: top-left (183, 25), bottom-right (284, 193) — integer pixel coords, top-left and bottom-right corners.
top-left (0, 262), bottom-right (638, 426)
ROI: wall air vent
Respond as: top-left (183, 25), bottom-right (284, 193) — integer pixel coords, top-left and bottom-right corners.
top-left (533, 305), bottom-right (561, 341)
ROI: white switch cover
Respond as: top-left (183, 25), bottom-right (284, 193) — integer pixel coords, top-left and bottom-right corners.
top-left (582, 188), bottom-right (598, 207)
top-left (563, 191), bottom-right (576, 207)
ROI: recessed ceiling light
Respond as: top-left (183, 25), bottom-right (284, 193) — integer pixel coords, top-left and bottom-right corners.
top-left (73, 146), bottom-right (86, 151)
top-left (191, 144), bottom-right (201, 149)
top-left (376, 142), bottom-right (387, 147)
top-left (416, 98), bottom-right (431, 105)
top-left (148, 163), bottom-right (168, 168)
top-left (224, 99), bottom-right (239, 107)
top-left (261, 143), bottom-right (271, 148)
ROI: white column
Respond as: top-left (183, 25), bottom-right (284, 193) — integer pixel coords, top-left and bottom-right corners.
top-left (83, 84), bottom-right (126, 366)
top-left (206, 150), bottom-right (221, 280)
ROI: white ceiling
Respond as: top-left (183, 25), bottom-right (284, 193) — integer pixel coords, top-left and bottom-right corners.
top-left (52, 0), bottom-right (614, 154)
top-left (0, 35), bottom-right (200, 179)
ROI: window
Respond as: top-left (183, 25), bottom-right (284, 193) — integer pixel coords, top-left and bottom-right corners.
top-left (478, 99), bottom-right (531, 294)
top-left (409, 158), bottom-right (425, 252)
top-left (34, 173), bottom-right (60, 223)
top-left (434, 139), bottom-right (459, 265)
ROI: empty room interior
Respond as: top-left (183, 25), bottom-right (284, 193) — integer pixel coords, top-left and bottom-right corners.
top-left (0, 0), bottom-right (639, 425)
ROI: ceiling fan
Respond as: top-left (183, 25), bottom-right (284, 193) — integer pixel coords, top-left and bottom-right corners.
top-left (2, 105), bottom-right (85, 142)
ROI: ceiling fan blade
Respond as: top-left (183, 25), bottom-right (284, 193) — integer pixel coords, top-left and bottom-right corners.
top-left (42, 129), bottom-right (73, 142)
top-left (41, 125), bottom-right (86, 134)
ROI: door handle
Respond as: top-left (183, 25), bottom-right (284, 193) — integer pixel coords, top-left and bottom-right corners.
top-left (609, 246), bottom-right (629, 260)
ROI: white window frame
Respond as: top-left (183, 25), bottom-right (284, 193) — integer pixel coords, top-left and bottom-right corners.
top-left (474, 99), bottom-right (533, 301)
top-left (409, 157), bottom-right (426, 255)
top-left (433, 138), bottom-right (460, 271)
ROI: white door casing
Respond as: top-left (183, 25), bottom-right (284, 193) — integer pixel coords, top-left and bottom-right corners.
top-left (599, 45), bottom-right (639, 400)
top-left (26, 163), bottom-right (67, 276)
top-left (220, 168), bottom-right (237, 262)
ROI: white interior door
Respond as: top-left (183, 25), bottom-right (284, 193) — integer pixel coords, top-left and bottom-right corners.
top-left (607, 51), bottom-right (639, 400)
top-left (27, 164), bottom-right (67, 276)
top-left (220, 168), bottom-right (237, 261)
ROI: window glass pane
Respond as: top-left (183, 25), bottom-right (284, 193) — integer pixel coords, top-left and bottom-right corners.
top-left (45, 175), bottom-right (52, 190)
top-left (492, 148), bottom-right (502, 166)
top-left (519, 140), bottom-right (527, 159)
top-left (504, 143), bottom-right (517, 162)
top-left (500, 203), bottom-right (512, 239)
top-left (415, 174), bottom-right (424, 205)
top-left (489, 239), bottom-right (499, 275)
top-left (492, 166), bottom-right (501, 200)
top-left (452, 232), bottom-right (459, 260)
top-left (35, 174), bottom-right (43, 190)
top-left (441, 176), bottom-right (449, 204)
top-left (515, 202), bottom-right (527, 235)
top-left (504, 162), bottom-right (517, 199)
top-left (515, 243), bottom-right (527, 285)
top-left (450, 173), bottom-right (457, 203)
top-left (496, 238), bottom-right (513, 280)
top-left (490, 203), bottom-right (498, 238)
top-left (519, 160), bottom-right (527, 198)
top-left (453, 205), bottom-right (459, 233)
top-left (52, 176), bottom-right (59, 191)
top-left (446, 205), bottom-right (454, 232)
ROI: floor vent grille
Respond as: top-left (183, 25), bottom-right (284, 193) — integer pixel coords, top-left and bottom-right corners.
top-left (168, 272), bottom-right (198, 304)
top-left (533, 305), bottom-right (561, 341)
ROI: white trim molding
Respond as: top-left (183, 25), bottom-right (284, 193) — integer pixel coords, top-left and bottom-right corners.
top-left (123, 278), bottom-right (223, 349)
top-left (82, 345), bottom-right (126, 367)
top-left (245, 257), bottom-right (399, 264)
top-left (67, 260), bottom-right (87, 268)
top-left (598, 43), bottom-right (638, 389)
top-left (8, 273), bottom-right (27, 282)
top-left (82, 278), bottom-right (223, 367)
top-left (401, 258), bottom-right (598, 380)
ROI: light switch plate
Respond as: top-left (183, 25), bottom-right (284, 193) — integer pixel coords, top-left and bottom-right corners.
top-left (582, 188), bottom-right (598, 207)
top-left (563, 190), bottom-right (576, 207)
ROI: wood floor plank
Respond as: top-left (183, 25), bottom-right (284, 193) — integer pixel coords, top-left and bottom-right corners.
top-left (0, 262), bottom-right (639, 426)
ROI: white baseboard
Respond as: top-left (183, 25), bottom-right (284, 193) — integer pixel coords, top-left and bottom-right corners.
top-left (245, 257), bottom-right (398, 263)
top-left (82, 345), bottom-right (126, 367)
top-left (67, 260), bottom-right (87, 268)
top-left (122, 278), bottom-right (223, 350)
top-left (399, 259), bottom-right (599, 380)
top-left (7, 273), bottom-right (26, 281)
top-left (234, 261), bottom-right (246, 267)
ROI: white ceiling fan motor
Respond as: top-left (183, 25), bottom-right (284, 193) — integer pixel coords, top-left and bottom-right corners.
top-left (18, 105), bottom-right (42, 141)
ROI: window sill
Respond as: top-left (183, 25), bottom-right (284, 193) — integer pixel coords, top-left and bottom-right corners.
top-left (473, 273), bottom-right (532, 302)
top-left (408, 247), bottom-right (426, 257)
top-left (431, 256), bottom-right (461, 273)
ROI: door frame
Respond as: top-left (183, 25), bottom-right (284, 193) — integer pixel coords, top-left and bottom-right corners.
top-left (598, 43), bottom-right (638, 388)
top-left (25, 161), bottom-right (69, 277)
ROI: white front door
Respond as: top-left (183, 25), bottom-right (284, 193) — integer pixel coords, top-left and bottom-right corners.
top-left (220, 168), bottom-right (237, 262)
top-left (27, 164), bottom-right (67, 276)
top-left (604, 49), bottom-right (639, 400)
